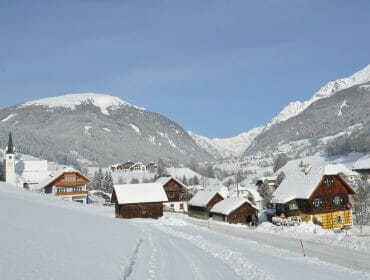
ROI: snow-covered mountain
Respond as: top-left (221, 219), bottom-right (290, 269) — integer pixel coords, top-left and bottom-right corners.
top-left (21, 93), bottom-right (145, 115)
top-left (266, 64), bottom-right (370, 129)
top-left (0, 93), bottom-right (215, 165)
top-left (189, 126), bottom-right (264, 159)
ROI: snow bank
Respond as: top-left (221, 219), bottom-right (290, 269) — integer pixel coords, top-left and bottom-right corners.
top-left (257, 222), bottom-right (370, 252)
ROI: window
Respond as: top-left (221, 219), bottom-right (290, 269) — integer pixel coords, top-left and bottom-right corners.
top-left (288, 203), bottom-right (298, 211)
top-left (312, 197), bottom-right (323, 208)
top-left (324, 177), bottom-right (334, 186)
top-left (337, 215), bottom-right (343, 224)
top-left (332, 196), bottom-right (343, 206)
top-left (64, 176), bottom-right (77, 182)
top-left (170, 204), bottom-right (174, 208)
top-left (56, 187), bottom-right (65, 193)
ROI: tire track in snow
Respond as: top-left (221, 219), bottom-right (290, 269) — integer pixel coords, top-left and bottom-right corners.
top-left (153, 224), bottom-right (273, 280)
top-left (122, 238), bottom-right (143, 280)
top-left (148, 232), bottom-right (158, 279)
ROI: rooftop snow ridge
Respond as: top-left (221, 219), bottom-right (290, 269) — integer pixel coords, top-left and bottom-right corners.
top-left (266, 64), bottom-right (370, 129)
top-left (21, 93), bottom-right (146, 115)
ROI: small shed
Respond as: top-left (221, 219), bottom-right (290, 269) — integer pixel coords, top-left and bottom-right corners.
top-left (188, 190), bottom-right (224, 219)
top-left (111, 183), bottom-right (168, 219)
top-left (211, 197), bottom-right (258, 225)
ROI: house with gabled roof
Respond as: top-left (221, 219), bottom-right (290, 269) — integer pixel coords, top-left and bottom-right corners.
top-left (111, 183), bottom-right (168, 219)
top-left (211, 197), bottom-right (258, 225)
top-left (188, 190), bottom-right (224, 219)
top-left (155, 175), bottom-right (190, 212)
top-left (271, 160), bottom-right (356, 229)
top-left (37, 167), bottom-right (90, 203)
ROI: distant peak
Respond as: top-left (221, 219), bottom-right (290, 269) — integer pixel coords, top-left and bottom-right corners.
top-left (21, 93), bottom-right (145, 115)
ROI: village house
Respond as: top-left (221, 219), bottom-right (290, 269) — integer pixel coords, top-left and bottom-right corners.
top-left (109, 161), bottom-right (135, 172)
top-left (38, 168), bottom-right (89, 203)
top-left (129, 162), bottom-right (147, 172)
top-left (155, 175), bottom-right (190, 212)
top-left (256, 176), bottom-right (278, 193)
top-left (271, 160), bottom-right (356, 229)
top-left (4, 133), bottom-right (90, 203)
top-left (352, 155), bottom-right (370, 179)
top-left (211, 197), bottom-right (258, 225)
top-left (111, 183), bottom-right (168, 219)
top-left (188, 190), bottom-right (224, 219)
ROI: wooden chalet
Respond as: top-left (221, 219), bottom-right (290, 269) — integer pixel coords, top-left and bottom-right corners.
top-left (271, 162), bottom-right (356, 229)
top-left (111, 183), bottom-right (168, 219)
top-left (211, 197), bottom-right (258, 225)
top-left (155, 176), bottom-right (190, 212)
top-left (188, 190), bottom-right (224, 219)
top-left (38, 168), bottom-right (89, 203)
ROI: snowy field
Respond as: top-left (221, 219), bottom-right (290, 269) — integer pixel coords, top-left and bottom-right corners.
top-left (1, 183), bottom-right (369, 280)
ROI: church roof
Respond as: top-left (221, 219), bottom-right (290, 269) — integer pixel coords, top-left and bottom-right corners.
top-left (5, 132), bottom-right (15, 154)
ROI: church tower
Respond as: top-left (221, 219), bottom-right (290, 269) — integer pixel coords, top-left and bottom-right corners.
top-left (5, 132), bottom-right (17, 186)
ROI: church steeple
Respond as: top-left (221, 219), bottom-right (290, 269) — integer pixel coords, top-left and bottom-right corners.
top-left (6, 132), bottom-right (15, 154)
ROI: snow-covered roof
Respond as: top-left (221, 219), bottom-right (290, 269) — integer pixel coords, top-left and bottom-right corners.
top-left (37, 167), bottom-right (89, 190)
top-left (353, 155), bottom-right (370, 170)
top-left (211, 197), bottom-right (257, 215)
top-left (206, 184), bottom-right (228, 198)
top-left (113, 183), bottom-right (168, 204)
top-left (271, 159), bottom-right (354, 204)
top-left (325, 163), bottom-right (360, 177)
top-left (240, 184), bottom-right (263, 202)
top-left (15, 160), bottom-right (52, 189)
top-left (155, 176), bottom-right (186, 188)
top-left (188, 190), bottom-right (221, 207)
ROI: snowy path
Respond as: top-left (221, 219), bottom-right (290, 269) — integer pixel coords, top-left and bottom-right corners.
top-left (124, 216), bottom-right (370, 280)
top-left (184, 216), bottom-right (370, 274)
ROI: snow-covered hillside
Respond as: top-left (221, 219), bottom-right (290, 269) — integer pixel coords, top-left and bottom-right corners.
top-left (21, 93), bottom-right (145, 115)
top-left (266, 64), bottom-right (370, 129)
top-left (189, 126), bottom-right (264, 159)
top-left (1, 184), bottom-right (369, 279)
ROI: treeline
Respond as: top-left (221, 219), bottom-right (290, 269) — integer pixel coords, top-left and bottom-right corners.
top-left (325, 126), bottom-right (370, 156)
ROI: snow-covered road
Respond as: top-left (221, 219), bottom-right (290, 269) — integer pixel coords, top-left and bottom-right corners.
top-left (183, 216), bottom-right (370, 274)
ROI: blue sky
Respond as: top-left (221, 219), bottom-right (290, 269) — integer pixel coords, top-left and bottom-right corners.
top-left (1, 0), bottom-right (370, 138)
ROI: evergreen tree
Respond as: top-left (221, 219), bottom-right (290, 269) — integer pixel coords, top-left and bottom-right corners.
top-left (0, 160), bottom-right (5, 181)
top-left (182, 175), bottom-right (187, 185)
top-left (102, 171), bottom-right (114, 193)
top-left (193, 175), bottom-right (200, 185)
top-left (276, 171), bottom-right (286, 186)
top-left (92, 168), bottom-right (104, 190)
top-left (130, 178), bottom-right (139, 184)
top-left (273, 153), bottom-right (288, 173)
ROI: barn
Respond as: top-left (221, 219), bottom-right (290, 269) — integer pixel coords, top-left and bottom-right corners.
top-left (211, 197), bottom-right (258, 225)
top-left (111, 183), bottom-right (168, 219)
top-left (188, 190), bottom-right (224, 219)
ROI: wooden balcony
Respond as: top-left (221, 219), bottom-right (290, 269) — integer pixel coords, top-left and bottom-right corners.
top-left (55, 191), bottom-right (88, 196)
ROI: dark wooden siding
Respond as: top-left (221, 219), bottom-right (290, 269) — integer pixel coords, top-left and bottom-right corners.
top-left (163, 179), bottom-right (186, 202)
top-left (308, 175), bottom-right (353, 214)
top-left (207, 194), bottom-right (224, 210)
top-left (115, 202), bottom-right (163, 219)
top-left (188, 193), bottom-right (224, 219)
top-left (227, 203), bottom-right (258, 224)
